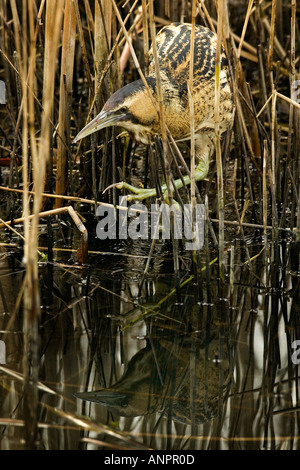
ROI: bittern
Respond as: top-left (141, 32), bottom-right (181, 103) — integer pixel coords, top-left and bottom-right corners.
top-left (74, 337), bottom-right (230, 424)
top-left (73, 23), bottom-right (233, 200)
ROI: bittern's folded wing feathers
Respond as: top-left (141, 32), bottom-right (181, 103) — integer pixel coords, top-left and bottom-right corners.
top-left (148, 23), bottom-right (227, 85)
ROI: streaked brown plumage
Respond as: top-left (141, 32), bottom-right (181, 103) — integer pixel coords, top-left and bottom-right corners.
top-left (73, 23), bottom-right (233, 200)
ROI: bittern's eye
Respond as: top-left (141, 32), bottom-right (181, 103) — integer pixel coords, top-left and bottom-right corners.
top-left (120, 106), bottom-right (128, 114)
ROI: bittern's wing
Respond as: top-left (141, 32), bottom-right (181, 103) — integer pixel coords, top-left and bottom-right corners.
top-left (148, 23), bottom-right (223, 86)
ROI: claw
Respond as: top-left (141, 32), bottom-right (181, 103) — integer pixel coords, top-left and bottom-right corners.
top-left (102, 182), bottom-right (121, 194)
top-left (103, 180), bottom-right (157, 200)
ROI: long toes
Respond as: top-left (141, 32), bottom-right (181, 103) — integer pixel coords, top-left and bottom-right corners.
top-left (127, 192), bottom-right (150, 202)
top-left (103, 182), bottom-right (157, 200)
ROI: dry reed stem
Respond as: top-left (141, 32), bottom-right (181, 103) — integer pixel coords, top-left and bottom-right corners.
top-left (75, 0), bottom-right (139, 167)
top-left (55, 0), bottom-right (76, 207)
top-left (267, 0), bottom-right (277, 71)
top-left (236, 0), bottom-right (254, 61)
top-left (188, 0), bottom-right (199, 267)
top-left (197, 0), bottom-right (216, 33)
top-left (19, 1), bottom-right (31, 448)
top-left (141, 0), bottom-right (149, 72)
top-left (215, 0), bottom-right (225, 279)
top-left (0, 184), bottom-right (294, 233)
top-left (94, 0), bottom-right (112, 203)
top-left (263, 16), bottom-right (289, 70)
top-left (210, 16), bottom-right (257, 61)
top-left (148, 1), bottom-right (183, 290)
top-left (263, 141), bottom-right (268, 237)
top-left (276, 91), bottom-right (300, 110)
top-left (111, 0), bottom-right (156, 110)
top-left (148, 1), bottom-right (167, 159)
top-left (189, 1), bottom-right (196, 203)
top-left (271, 87), bottom-right (277, 195)
top-left (0, 204), bottom-right (87, 262)
top-left (0, 217), bottom-right (26, 243)
top-left (18, 0), bottom-right (64, 448)
top-left (0, 186), bottom-right (147, 213)
top-left (73, 0), bottom-right (93, 94)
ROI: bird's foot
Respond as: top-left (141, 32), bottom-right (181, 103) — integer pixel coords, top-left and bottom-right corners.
top-left (104, 181), bottom-right (158, 201)
top-left (103, 158), bottom-right (209, 204)
top-left (103, 181), bottom-right (182, 209)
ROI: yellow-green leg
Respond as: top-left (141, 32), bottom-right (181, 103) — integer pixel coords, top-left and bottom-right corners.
top-left (111, 154), bottom-right (210, 202)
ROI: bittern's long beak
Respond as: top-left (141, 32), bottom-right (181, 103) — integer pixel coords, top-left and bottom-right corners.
top-left (74, 389), bottom-right (128, 407)
top-left (73, 109), bottom-right (125, 144)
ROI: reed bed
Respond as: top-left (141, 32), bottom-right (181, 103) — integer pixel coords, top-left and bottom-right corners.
top-left (0, 0), bottom-right (299, 450)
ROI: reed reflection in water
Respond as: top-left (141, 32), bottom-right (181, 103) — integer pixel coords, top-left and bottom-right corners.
top-left (0, 231), bottom-right (299, 450)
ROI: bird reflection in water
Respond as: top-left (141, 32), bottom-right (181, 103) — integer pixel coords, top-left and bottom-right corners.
top-left (75, 323), bottom-right (230, 425)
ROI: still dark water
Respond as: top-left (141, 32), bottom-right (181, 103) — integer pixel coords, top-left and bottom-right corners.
top-left (0, 203), bottom-right (299, 450)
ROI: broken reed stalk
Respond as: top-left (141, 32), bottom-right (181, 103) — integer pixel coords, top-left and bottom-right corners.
top-left (1, 185), bottom-right (294, 233)
top-left (0, 216), bottom-right (43, 256)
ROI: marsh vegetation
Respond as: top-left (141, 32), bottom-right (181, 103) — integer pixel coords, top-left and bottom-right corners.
top-left (0, 0), bottom-right (299, 450)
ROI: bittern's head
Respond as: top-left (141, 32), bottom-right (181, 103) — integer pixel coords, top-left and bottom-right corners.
top-left (73, 77), bottom-right (158, 145)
